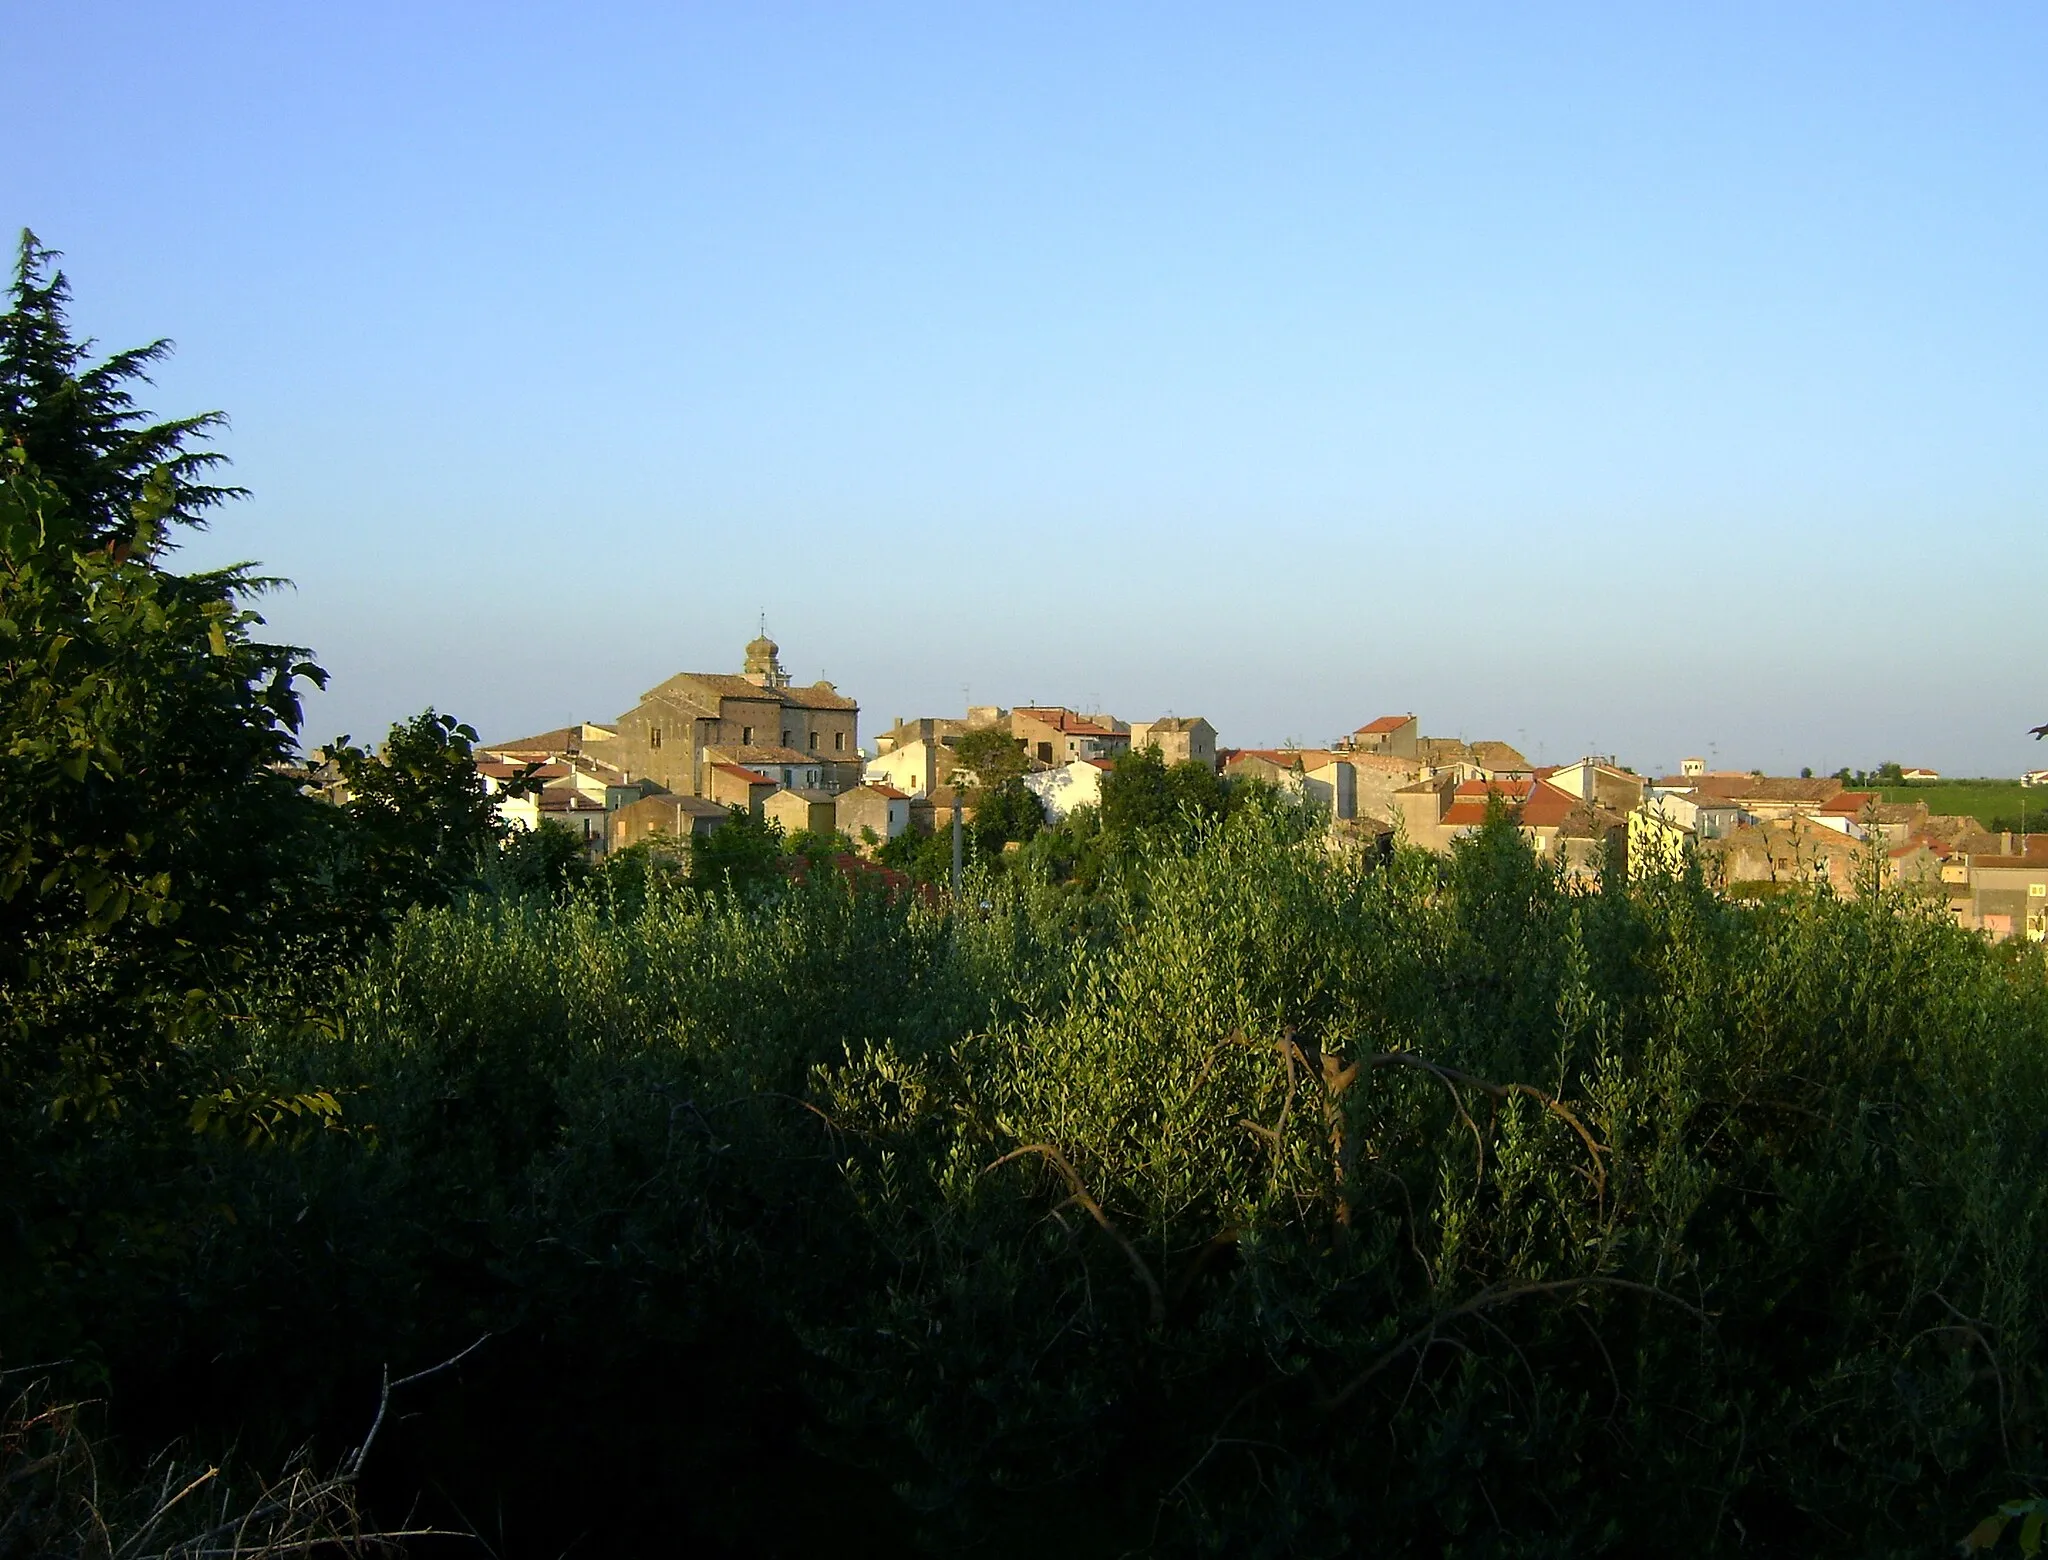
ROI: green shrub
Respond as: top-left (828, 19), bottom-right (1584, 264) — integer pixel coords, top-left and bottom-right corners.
top-left (12, 810), bottom-right (2048, 1556)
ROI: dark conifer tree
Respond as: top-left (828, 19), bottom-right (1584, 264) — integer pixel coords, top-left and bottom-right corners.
top-left (0, 228), bottom-right (244, 548)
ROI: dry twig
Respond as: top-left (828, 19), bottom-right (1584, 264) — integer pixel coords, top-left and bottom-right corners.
top-left (985, 1144), bottom-right (1167, 1324)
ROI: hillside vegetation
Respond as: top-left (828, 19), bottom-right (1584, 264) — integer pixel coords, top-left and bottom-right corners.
top-left (13, 803), bottom-right (2048, 1556)
top-left (1874, 779), bottom-right (2040, 834)
top-left (8, 233), bottom-right (2048, 1556)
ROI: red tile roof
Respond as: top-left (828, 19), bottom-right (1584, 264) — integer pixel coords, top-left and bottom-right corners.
top-left (1441, 778), bottom-right (1605, 832)
top-left (1454, 779), bottom-right (1534, 801)
top-left (713, 762), bottom-right (776, 787)
top-left (1230, 748), bottom-right (1341, 771)
top-left (1013, 707), bottom-right (1117, 737)
top-left (1355, 714), bottom-right (1413, 735)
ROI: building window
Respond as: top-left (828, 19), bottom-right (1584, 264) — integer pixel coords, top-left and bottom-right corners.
top-left (782, 729), bottom-right (792, 747)
top-left (650, 726), bottom-right (662, 750)
top-left (742, 726), bottom-right (754, 745)
top-left (808, 732), bottom-right (818, 751)
top-left (834, 731), bottom-right (846, 752)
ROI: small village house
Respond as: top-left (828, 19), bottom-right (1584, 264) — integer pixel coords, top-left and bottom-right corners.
top-left (1128, 716), bottom-right (1218, 772)
top-left (865, 736), bottom-right (953, 797)
top-left (1967, 839), bottom-right (2048, 941)
top-left (1024, 757), bottom-right (1114, 821)
top-left (706, 761), bottom-right (779, 816)
top-left (835, 783), bottom-right (912, 851)
top-left (1011, 707), bottom-right (1130, 765)
top-left (764, 788), bottom-right (837, 838)
top-left (1344, 714), bottom-right (1419, 759)
top-left (608, 792), bottom-right (732, 850)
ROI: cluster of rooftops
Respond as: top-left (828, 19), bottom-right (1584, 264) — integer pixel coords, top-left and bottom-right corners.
top-left (435, 636), bottom-right (2048, 939)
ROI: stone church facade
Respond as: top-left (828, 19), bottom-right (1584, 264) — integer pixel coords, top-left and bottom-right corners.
top-left (609, 636), bottom-right (862, 800)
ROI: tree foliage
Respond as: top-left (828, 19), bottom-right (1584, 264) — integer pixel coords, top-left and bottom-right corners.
top-left (327, 710), bottom-right (517, 918)
top-left (951, 723), bottom-right (1027, 788)
top-left (690, 806), bottom-right (785, 896)
top-left (0, 446), bottom-right (325, 1103)
top-left (972, 775), bottom-right (1044, 853)
top-left (0, 231), bottom-right (244, 547)
top-left (1098, 743), bottom-right (1227, 835)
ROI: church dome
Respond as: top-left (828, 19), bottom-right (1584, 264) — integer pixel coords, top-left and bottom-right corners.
top-left (742, 631), bottom-right (789, 687)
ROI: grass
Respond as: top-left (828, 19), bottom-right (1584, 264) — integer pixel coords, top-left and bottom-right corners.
top-left (1874, 779), bottom-right (2042, 831)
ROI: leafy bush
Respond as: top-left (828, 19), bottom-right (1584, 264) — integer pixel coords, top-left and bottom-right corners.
top-left (15, 808), bottom-right (2046, 1556)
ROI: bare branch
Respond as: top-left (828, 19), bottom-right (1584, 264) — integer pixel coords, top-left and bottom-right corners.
top-left (345, 1332), bottom-right (492, 1480)
top-left (1365, 1051), bottom-right (1609, 1205)
top-left (985, 1144), bottom-right (1167, 1324)
top-left (1323, 1277), bottom-right (1709, 1415)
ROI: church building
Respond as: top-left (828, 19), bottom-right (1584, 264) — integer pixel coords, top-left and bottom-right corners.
top-left (609, 635), bottom-right (862, 801)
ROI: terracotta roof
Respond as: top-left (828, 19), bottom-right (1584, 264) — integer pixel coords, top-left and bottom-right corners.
top-left (537, 791), bottom-right (605, 812)
top-left (1355, 715), bottom-right (1413, 735)
top-left (1013, 707), bottom-right (1118, 737)
top-left (779, 681), bottom-right (858, 711)
top-left (705, 743), bottom-right (817, 766)
top-left (1348, 752), bottom-right (1420, 775)
top-left (1819, 791), bottom-right (1879, 816)
top-left (712, 762), bottom-right (777, 786)
top-left (862, 783), bottom-right (910, 800)
top-left (1470, 741), bottom-right (1532, 770)
top-left (624, 792), bottom-right (730, 819)
top-left (1691, 776), bottom-right (1843, 805)
top-left (652, 672), bottom-right (784, 703)
top-left (1889, 835), bottom-right (1954, 859)
top-left (1439, 779), bottom-right (1619, 835)
top-left (1455, 778), bottom-right (1535, 801)
top-left (1230, 748), bottom-right (1343, 771)
top-left (485, 723), bottom-right (614, 755)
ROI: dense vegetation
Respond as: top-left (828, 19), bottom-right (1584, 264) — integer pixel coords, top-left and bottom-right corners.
top-left (8, 235), bottom-right (2048, 1556)
top-left (1867, 780), bottom-right (2042, 836)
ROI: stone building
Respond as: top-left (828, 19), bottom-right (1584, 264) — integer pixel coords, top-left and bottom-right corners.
top-left (608, 635), bottom-right (861, 800)
top-left (609, 792), bottom-right (732, 850)
top-left (1345, 714), bottom-right (1419, 759)
top-left (1011, 707), bottom-right (1129, 766)
top-left (1129, 716), bottom-right (1218, 772)
top-left (764, 788), bottom-right (837, 838)
top-left (835, 783), bottom-right (911, 851)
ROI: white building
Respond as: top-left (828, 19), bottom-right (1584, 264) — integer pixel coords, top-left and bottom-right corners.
top-left (1024, 758), bottom-right (1114, 821)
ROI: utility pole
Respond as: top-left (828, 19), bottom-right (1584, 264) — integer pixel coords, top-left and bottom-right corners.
top-left (951, 787), bottom-right (964, 895)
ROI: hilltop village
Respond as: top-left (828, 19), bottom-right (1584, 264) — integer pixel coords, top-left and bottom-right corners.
top-left (467, 635), bottom-right (2048, 943)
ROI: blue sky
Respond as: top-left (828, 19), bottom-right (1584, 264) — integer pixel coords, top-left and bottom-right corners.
top-left (9, 3), bottom-right (2044, 774)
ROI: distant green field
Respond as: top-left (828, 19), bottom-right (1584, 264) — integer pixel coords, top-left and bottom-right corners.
top-left (1874, 780), bottom-right (2040, 832)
